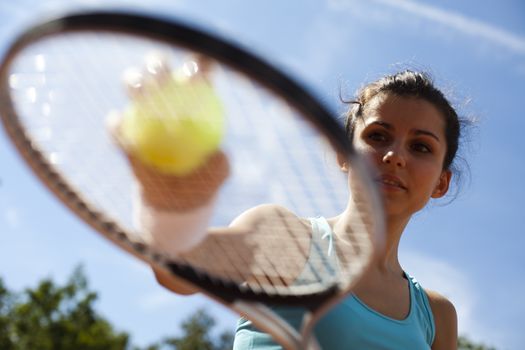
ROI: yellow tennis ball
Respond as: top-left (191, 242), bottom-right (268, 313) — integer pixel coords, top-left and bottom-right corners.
top-left (121, 77), bottom-right (225, 175)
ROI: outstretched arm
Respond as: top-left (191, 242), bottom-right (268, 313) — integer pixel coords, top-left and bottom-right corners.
top-left (152, 204), bottom-right (311, 295)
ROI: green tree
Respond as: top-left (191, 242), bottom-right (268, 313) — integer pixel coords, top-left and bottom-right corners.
top-left (0, 278), bottom-right (15, 346)
top-left (162, 309), bottom-right (233, 350)
top-left (458, 335), bottom-right (497, 350)
top-left (0, 269), bottom-right (233, 350)
top-left (0, 266), bottom-right (130, 350)
top-left (1, 269), bottom-right (496, 350)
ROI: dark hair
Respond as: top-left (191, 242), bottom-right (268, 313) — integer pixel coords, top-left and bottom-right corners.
top-left (344, 70), bottom-right (471, 198)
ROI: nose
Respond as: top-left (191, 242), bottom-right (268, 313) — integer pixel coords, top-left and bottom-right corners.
top-left (382, 150), bottom-right (406, 168)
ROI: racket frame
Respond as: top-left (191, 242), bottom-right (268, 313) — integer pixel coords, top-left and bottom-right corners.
top-left (0, 10), bottom-right (383, 350)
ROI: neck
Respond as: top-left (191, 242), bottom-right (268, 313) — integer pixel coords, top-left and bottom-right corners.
top-left (334, 207), bottom-right (411, 276)
top-left (374, 213), bottom-right (410, 274)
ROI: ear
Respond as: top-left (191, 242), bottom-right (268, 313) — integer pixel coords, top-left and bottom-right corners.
top-left (431, 170), bottom-right (452, 198)
top-left (337, 153), bottom-right (349, 172)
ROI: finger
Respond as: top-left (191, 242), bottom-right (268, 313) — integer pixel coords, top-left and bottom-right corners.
top-left (176, 54), bottom-right (214, 83)
top-left (191, 54), bottom-right (213, 77)
top-left (106, 110), bottom-right (133, 155)
top-left (122, 66), bottom-right (145, 98)
top-left (124, 52), bottom-right (171, 99)
top-left (144, 51), bottom-right (171, 82)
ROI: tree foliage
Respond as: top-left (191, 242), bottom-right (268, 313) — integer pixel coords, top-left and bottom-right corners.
top-left (0, 268), bottom-right (233, 350)
top-left (0, 266), bottom-right (129, 350)
top-left (160, 309), bottom-right (233, 350)
top-left (0, 267), bottom-right (495, 350)
top-left (458, 335), bottom-right (497, 350)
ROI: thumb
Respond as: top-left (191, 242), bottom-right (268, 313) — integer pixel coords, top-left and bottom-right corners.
top-left (106, 110), bottom-right (132, 154)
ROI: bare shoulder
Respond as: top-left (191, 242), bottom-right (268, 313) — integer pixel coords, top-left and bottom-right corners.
top-left (425, 289), bottom-right (457, 318)
top-left (229, 203), bottom-right (307, 228)
top-left (425, 289), bottom-right (458, 350)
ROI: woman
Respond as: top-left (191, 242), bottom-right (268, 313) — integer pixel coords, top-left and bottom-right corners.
top-left (232, 71), bottom-right (462, 349)
top-left (116, 66), bottom-right (466, 349)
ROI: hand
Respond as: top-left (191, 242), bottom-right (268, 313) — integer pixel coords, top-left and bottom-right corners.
top-left (122, 52), bottom-right (214, 99)
top-left (108, 53), bottom-right (230, 211)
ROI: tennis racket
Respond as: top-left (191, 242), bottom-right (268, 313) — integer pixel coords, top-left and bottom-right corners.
top-left (0, 11), bottom-right (384, 350)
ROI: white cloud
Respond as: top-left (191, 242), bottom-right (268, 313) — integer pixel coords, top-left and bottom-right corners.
top-left (376, 0), bottom-right (525, 55)
top-left (137, 289), bottom-right (185, 311)
top-left (136, 289), bottom-right (237, 326)
top-left (3, 207), bottom-right (20, 229)
top-left (329, 0), bottom-right (525, 57)
top-left (401, 250), bottom-right (523, 347)
top-left (401, 251), bottom-right (477, 337)
top-left (137, 288), bottom-right (218, 313)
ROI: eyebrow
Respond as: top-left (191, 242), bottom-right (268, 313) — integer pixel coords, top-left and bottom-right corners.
top-left (368, 121), bottom-right (441, 142)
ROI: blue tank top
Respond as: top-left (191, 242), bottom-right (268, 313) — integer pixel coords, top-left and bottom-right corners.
top-left (233, 217), bottom-right (435, 349)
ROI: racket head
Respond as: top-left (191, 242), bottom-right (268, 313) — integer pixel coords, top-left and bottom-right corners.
top-left (0, 11), bottom-right (384, 306)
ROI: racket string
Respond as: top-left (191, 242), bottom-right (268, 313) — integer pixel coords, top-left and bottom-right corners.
top-left (4, 30), bottom-right (377, 297)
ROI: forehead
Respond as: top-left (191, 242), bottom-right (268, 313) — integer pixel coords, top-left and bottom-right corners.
top-left (359, 94), bottom-right (446, 136)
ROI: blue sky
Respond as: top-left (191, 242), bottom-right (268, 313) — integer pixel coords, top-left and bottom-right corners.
top-left (0, 1), bottom-right (524, 349)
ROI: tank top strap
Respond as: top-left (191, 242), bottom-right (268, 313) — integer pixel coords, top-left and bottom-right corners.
top-left (310, 216), bottom-right (335, 257)
top-left (292, 217), bottom-right (339, 286)
top-left (404, 273), bottom-right (436, 345)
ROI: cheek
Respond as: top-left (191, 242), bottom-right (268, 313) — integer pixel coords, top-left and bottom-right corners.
top-left (353, 140), bottom-right (382, 173)
top-left (412, 164), bottom-right (442, 194)
top-left (353, 135), bottom-right (380, 160)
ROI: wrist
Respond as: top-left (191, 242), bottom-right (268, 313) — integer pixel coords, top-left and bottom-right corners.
top-left (131, 150), bottom-right (229, 211)
top-left (134, 190), bottom-right (217, 255)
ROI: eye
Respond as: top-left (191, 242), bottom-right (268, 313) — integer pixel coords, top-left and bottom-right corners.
top-left (367, 131), bottom-right (388, 143)
top-left (411, 142), bottom-right (432, 154)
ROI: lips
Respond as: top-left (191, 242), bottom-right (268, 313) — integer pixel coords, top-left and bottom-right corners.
top-left (376, 174), bottom-right (407, 191)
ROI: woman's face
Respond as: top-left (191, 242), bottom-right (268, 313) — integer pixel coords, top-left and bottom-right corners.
top-left (351, 93), bottom-right (452, 218)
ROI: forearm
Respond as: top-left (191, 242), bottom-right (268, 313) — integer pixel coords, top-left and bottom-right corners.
top-left (132, 151), bottom-right (229, 293)
top-left (152, 266), bottom-right (199, 295)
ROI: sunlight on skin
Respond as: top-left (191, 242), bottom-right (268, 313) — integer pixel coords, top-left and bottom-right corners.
top-left (0, 2), bottom-right (523, 349)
